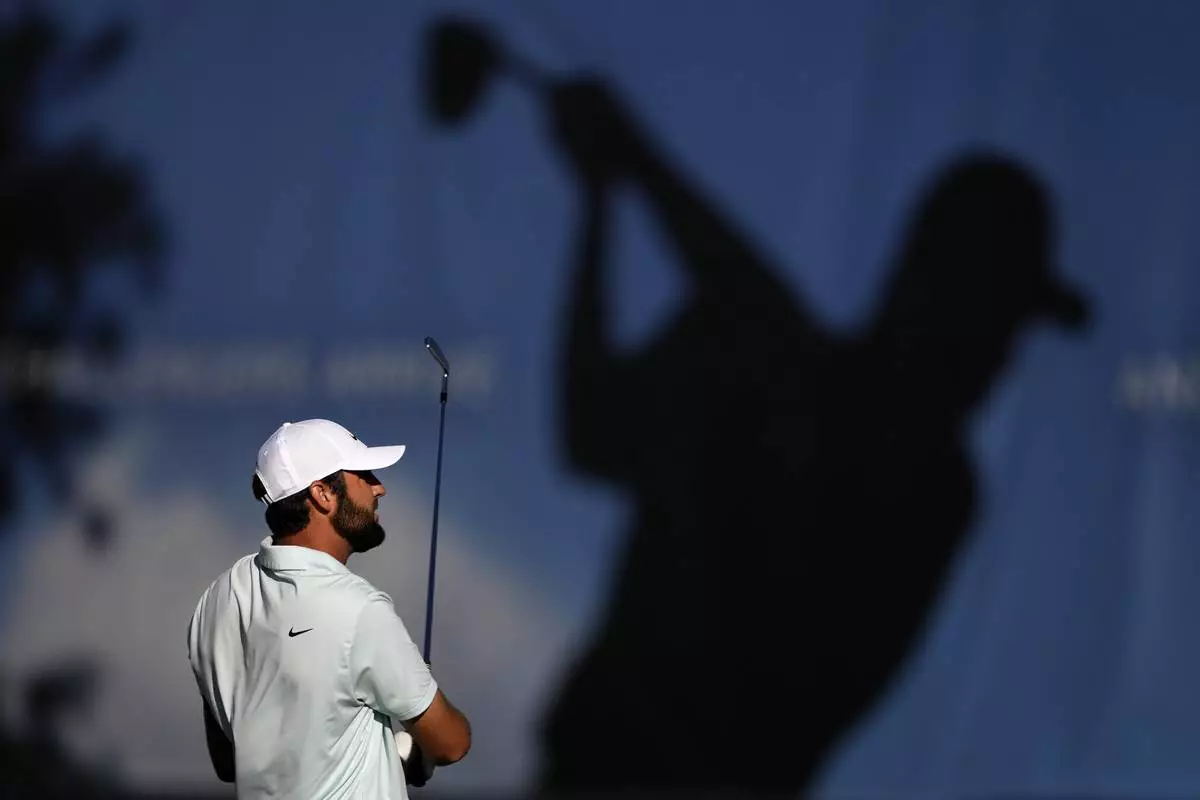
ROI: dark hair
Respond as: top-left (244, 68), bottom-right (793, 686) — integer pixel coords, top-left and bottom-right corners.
top-left (251, 470), bottom-right (347, 538)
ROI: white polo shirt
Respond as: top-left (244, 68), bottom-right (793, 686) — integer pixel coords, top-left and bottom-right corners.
top-left (187, 537), bottom-right (437, 799)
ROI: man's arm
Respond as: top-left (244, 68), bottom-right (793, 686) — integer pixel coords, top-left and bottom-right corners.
top-left (550, 78), bottom-right (810, 323)
top-left (351, 595), bottom-right (472, 768)
top-left (399, 689), bottom-right (471, 766)
top-left (201, 700), bottom-right (235, 783)
top-left (189, 598), bottom-right (234, 784)
top-left (556, 182), bottom-right (642, 478)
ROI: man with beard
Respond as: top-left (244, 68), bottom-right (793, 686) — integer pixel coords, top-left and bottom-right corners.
top-left (187, 419), bottom-right (471, 799)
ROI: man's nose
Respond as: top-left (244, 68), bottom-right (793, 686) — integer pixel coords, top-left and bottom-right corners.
top-left (373, 482), bottom-right (387, 498)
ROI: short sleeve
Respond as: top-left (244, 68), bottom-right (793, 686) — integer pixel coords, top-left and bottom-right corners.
top-left (349, 594), bottom-right (438, 722)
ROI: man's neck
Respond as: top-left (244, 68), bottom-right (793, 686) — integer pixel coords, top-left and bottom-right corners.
top-left (273, 527), bottom-right (353, 564)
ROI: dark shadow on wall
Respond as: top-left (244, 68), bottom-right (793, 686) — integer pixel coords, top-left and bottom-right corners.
top-left (0, 6), bottom-right (167, 797)
top-left (421, 15), bottom-right (1093, 799)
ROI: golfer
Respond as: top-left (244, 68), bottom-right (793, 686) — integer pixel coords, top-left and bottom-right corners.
top-left (187, 418), bottom-right (471, 798)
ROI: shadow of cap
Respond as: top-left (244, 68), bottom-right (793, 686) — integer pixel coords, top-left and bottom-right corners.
top-left (908, 150), bottom-right (1091, 332)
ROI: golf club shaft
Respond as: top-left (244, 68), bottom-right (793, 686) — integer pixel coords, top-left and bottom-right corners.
top-left (423, 338), bottom-right (450, 663)
top-left (423, 393), bottom-right (445, 662)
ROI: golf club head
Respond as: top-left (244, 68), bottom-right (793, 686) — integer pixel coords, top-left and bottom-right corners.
top-left (422, 16), bottom-right (502, 127)
top-left (425, 336), bottom-right (450, 376)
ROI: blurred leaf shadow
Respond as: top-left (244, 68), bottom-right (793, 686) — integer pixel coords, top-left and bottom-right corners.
top-left (0, 5), bottom-right (169, 797)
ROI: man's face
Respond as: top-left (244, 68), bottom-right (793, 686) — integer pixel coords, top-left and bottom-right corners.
top-left (331, 470), bottom-right (387, 553)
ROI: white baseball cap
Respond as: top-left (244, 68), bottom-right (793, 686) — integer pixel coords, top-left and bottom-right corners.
top-left (254, 419), bottom-right (406, 504)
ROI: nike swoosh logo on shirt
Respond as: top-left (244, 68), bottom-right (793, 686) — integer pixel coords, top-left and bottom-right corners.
top-left (288, 627), bottom-right (313, 637)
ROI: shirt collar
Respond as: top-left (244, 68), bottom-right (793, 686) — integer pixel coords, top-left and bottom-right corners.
top-left (255, 536), bottom-right (350, 575)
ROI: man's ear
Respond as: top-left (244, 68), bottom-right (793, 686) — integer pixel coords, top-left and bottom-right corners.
top-left (308, 481), bottom-right (338, 515)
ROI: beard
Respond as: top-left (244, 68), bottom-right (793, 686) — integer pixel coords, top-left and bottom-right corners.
top-left (332, 493), bottom-right (386, 553)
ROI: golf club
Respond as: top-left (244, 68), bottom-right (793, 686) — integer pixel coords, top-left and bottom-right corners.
top-left (422, 336), bottom-right (450, 663)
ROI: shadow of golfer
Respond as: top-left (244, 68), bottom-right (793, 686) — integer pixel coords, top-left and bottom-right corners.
top-left (415, 13), bottom-right (1092, 796)
top-left (533, 79), bottom-right (1091, 797)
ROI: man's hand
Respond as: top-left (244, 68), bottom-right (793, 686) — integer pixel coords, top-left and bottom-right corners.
top-left (396, 729), bottom-right (435, 787)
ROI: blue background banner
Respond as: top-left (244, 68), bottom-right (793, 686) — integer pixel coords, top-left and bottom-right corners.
top-left (2, 2), bottom-right (1200, 797)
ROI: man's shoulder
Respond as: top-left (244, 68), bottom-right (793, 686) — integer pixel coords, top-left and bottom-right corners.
top-left (322, 571), bottom-right (394, 613)
top-left (297, 573), bottom-right (398, 648)
top-left (193, 552), bottom-right (257, 606)
top-left (187, 552), bottom-right (259, 661)
top-left (307, 568), bottom-right (391, 614)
